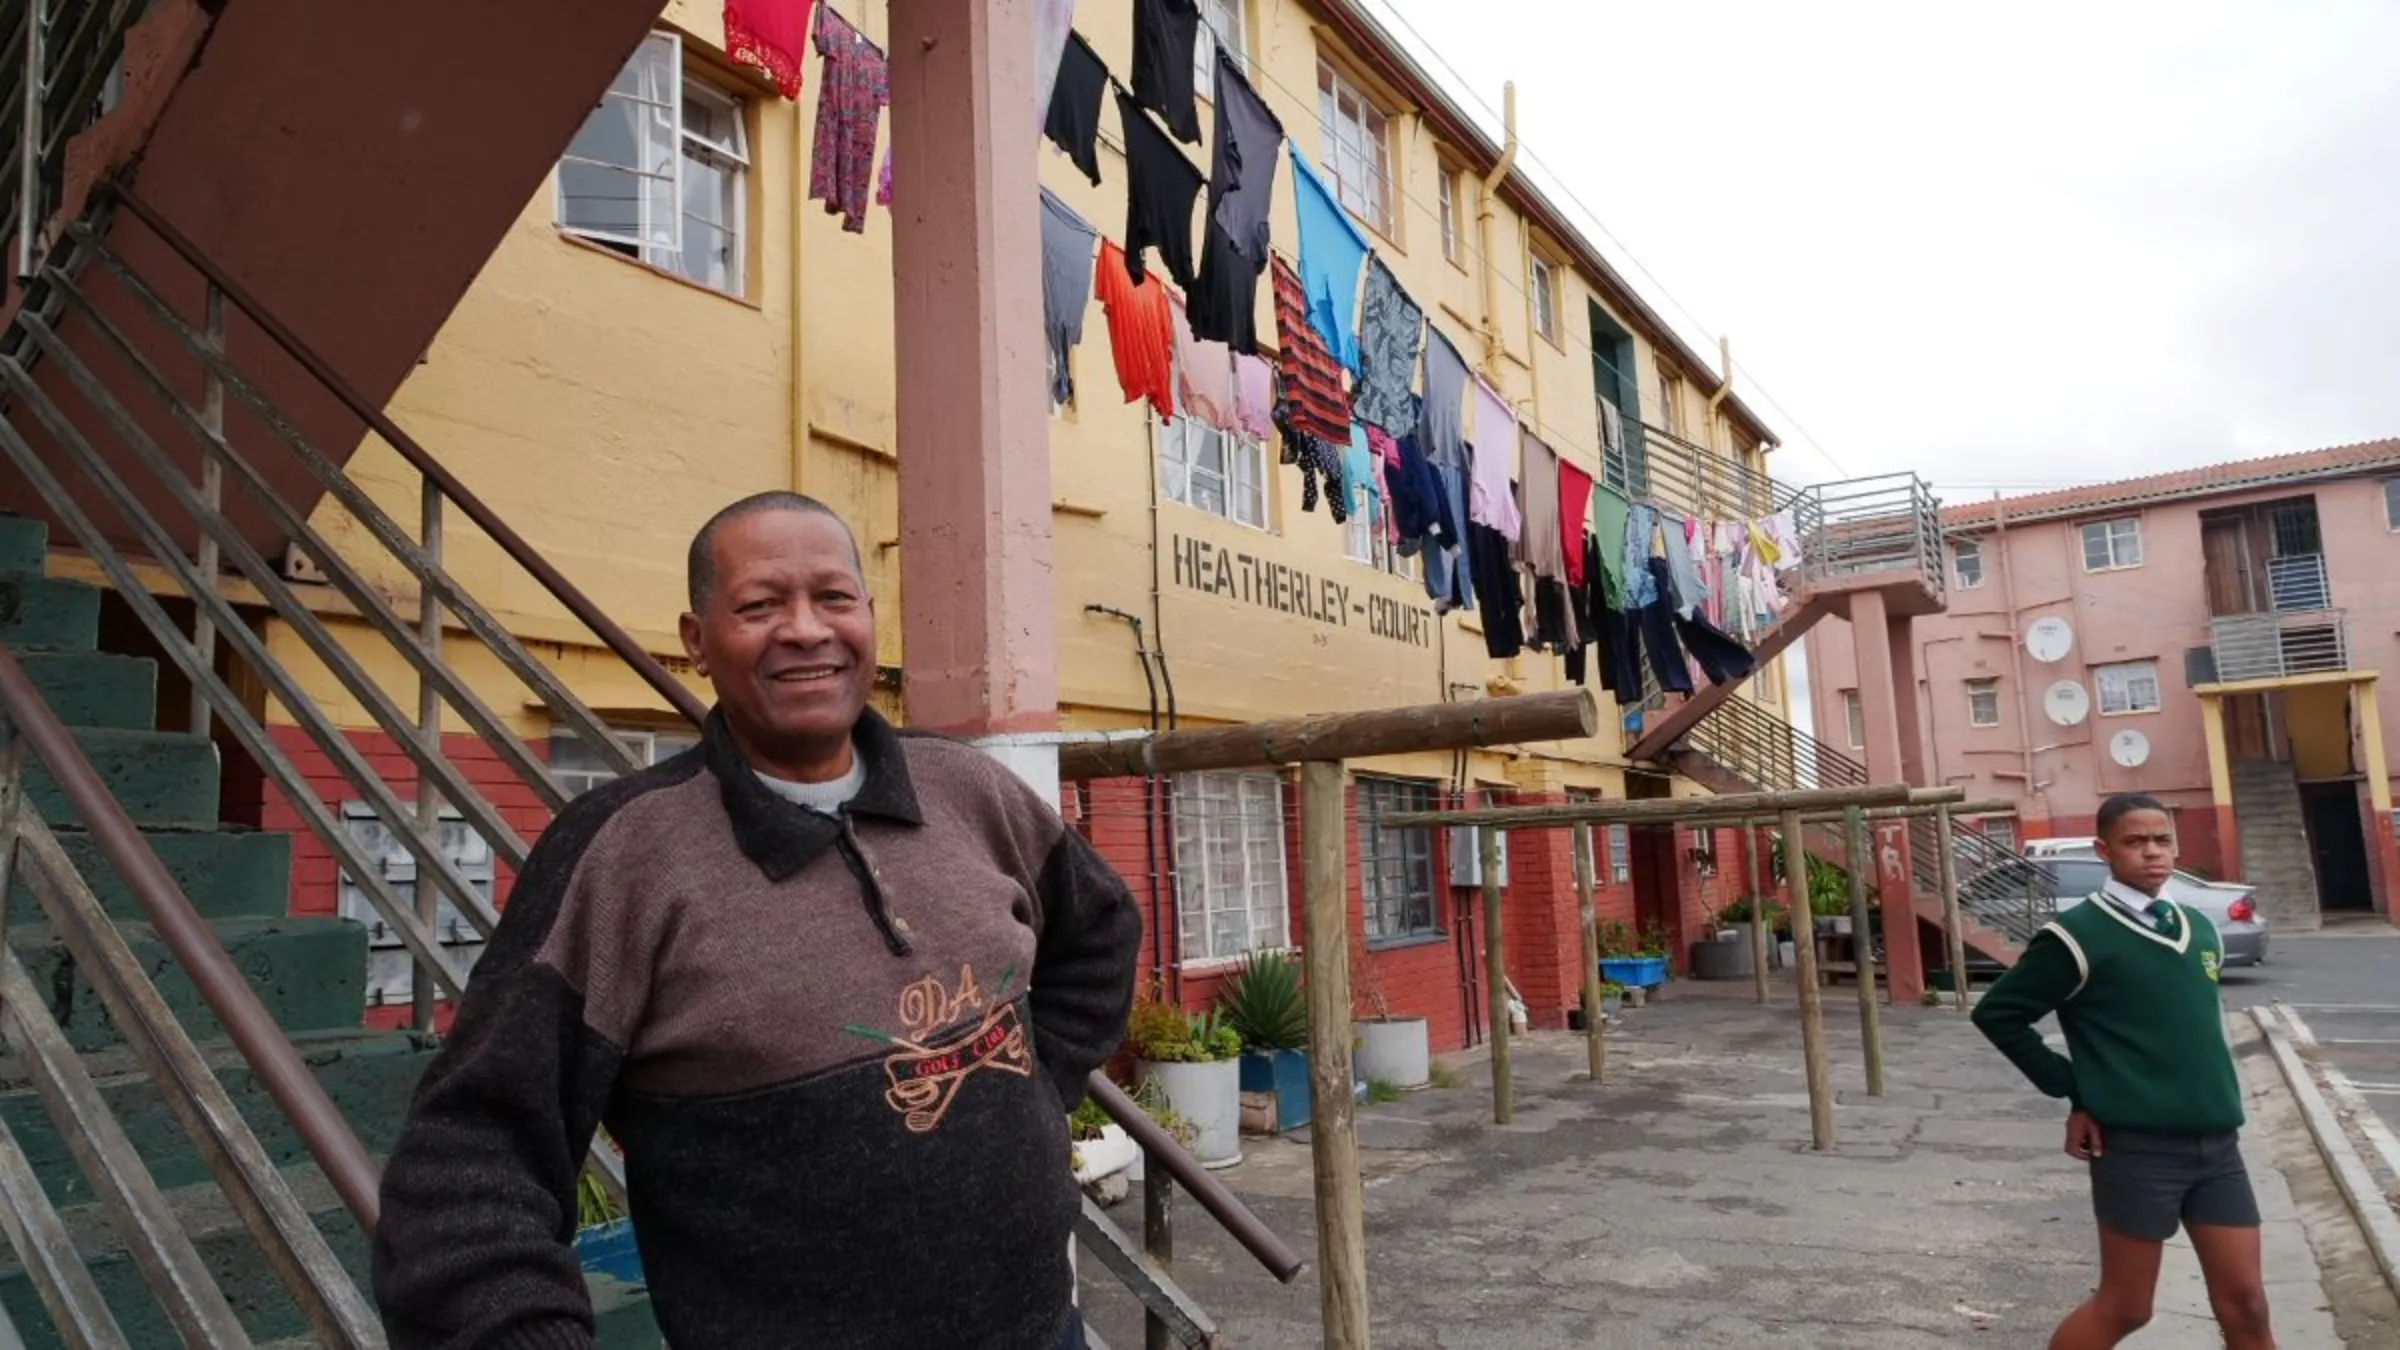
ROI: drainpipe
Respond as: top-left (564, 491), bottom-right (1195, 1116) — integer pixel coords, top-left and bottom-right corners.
top-left (788, 99), bottom-right (809, 493)
top-left (1705, 336), bottom-right (1733, 466)
top-left (1475, 81), bottom-right (1518, 382)
top-left (1992, 493), bottom-right (2043, 821)
top-left (1086, 605), bottom-right (1167, 995)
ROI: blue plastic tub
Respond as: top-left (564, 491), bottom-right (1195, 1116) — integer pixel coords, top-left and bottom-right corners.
top-left (1599, 955), bottom-right (1669, 990)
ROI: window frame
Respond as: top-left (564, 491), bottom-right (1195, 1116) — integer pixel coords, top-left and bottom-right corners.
top-left (1172, 770), bottom-right (1291, 967)
top-left (2093, 659), bottom-right (2162, 716)
top-left (2080, 516), bottom-right (2144, 572)
top-left (1841, 689), bottom-right (1866, 749)
top-left (556, 33), bottom-right (753, 298)
top-left (1357, 776), bottom-right (1440, 944)
top-left (1952, 538), bottom-right (1985, 589)
top-left (548, 725), bottom-right (700, 798)
top-left (2384, 479), bottom-right (2400, 531)
top-left (1983, 818), bottom-right (2019, 854)
top-left (1531, 253), bottom-right (1560, 346)
top-left (1437, 166), bottom-right (1463, 265)
top-left (1659, 367), bottom-right (1688, 440)
top-left (1196, 0), bottom-right (1247, 84)
top-left (1966, 677), bottom-right (2002, 728)
top-left (1316, 60), bottom-right (1396, 239)
top-left (1158, 403), bottom-right (1271, 531)
top-left (1343, 506), bottom-right (1418, 580)
top-left (1607, 823), bottom-right (1632, 884)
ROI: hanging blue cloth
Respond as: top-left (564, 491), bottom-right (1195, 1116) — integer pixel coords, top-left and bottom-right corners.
top-left (1289, 145), bottom-right (1371, 373)
top-left (1623, 501), bottom-right (1659, 610)
top-left (1343, 422), bottom-right (1381, 523)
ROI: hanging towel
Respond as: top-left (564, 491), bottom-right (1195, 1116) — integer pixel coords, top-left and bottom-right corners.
top-left (1233, 355), bottom-right (1274, 440)
top-left (1515, 430), bottom-right (1565, 581)
top-left (1558, 458), bottom-right (1595, 588)
top-left (1353, 258), bottom-right (1424, 435)
top-left (1269, 254), bottom-right (1351, 442)
top-left (1205, 54), bottom-right (1284, 266)
top-left (1187, 218), bottom-right (1261, 353)
top-left (1467, 380), bottom-right (1522, 540)
top-left (1130, 0), bottom-right (1202, 143)
top-left (1117, 91), bottom-right (1202, 287)
top-left (1420, 328), bottom-right (1471, 468)
top-left (1042, 30), bottom-right (1107, 186)
top-left (1623, 501), bottom-right (1659, 610)
top-left (1033, 0), bottom-right (1077, 129)
top-left (1590, 483), bottom-right (1630, 610)
top-left (1289, 145), bottom-right (1370, 371)
top-left (1660, 510), bottom-right (1708, 619)
top-left (726, 0), bottom-right (820, 100)
top-left (1172, 297), bottom-right (1239, 431)
top-left (1095, 240), bottom-right (1174, 419)
top-left (808, 5), bottom-right (889, 233)
top-left (1424, 460), bottom-right (1475, 613)
top-left (1037, 188), bottom-right (1098, 406)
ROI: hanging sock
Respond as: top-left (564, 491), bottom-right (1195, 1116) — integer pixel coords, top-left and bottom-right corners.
top-left (1043, 30), bottom-right (1107, 186)
top-left (1037, 189), bottom-right (1098, 406)
top-left (1130, 0), bottom-right (1203, 143)
top-left (1353, 257), bottom-right (1424, 436)
top-left (1289, 145), bottom-right (1370, 370)
top-left (1420, 328), bottom-right (1471, 468)
top-left (1116, 91), bottom-right (1202, 287)
top-left (1269, 254), bottom-right (1351, 442)
top-left (1466, 380), bottom-right (1522, 540)
top-left (1172, 296), bottom-right (1240, 431)
top-left (808, 6), bottom-right (890, 233)
top-left (1095, 240), bottom-right (1175, 419)
top-left (726, 0), bottom-right (821, 100)
top-left (1558, 457), bottom-right (1595, 588)
top-left (1033, 0), bottom-right (1078, 130)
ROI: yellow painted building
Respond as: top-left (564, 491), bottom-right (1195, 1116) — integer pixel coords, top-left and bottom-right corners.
top-left (261, 0), bottom-right (1791, 810)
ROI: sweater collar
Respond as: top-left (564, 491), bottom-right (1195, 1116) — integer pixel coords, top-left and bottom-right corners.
top-left (703, 706), bottom-right (922, 880)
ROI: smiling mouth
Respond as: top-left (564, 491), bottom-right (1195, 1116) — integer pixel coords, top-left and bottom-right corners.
top-left (769, 666), bottom-right (848, 686)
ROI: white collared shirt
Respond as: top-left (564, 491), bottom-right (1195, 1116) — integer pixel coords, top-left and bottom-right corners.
top-left (2101, 876), bottom-right (2172, 930)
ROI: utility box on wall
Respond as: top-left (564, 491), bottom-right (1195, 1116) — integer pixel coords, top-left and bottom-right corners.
top-left (337, 802), bottom-right (493, 1008)
top-left (1448, 826), bottom-right (1509, 887)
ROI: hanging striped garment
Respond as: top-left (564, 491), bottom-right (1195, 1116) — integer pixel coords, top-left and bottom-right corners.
top-left (1270, 253), bottom-right (1352, 444)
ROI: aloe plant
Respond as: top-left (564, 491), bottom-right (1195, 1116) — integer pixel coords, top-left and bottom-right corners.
top-left (1217, 950), bottom-right (1309, 1051)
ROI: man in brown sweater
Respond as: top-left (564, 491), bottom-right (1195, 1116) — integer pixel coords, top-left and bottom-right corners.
top-left (372, 492), bottom-right (1142, 1349)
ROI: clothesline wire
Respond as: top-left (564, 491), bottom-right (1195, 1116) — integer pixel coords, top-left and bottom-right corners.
top-left (1357, 0), bottom-right (1856, 482)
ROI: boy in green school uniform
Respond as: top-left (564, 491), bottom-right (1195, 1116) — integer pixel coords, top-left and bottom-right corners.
top-left (1972, 793), bottom-right (2276, 1349)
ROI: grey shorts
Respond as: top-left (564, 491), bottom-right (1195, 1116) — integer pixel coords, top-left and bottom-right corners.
top-left (2090, 1128), bottom-right (2260, 1241)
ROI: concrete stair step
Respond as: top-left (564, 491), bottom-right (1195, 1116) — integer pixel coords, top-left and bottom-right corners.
top-left (0, 514), bottom-right (48, 575)
top-left (0, 574), bottom-right (101, 653)
top-left (0, 1030), bottom-right (433, 1211)
top-left (6, 916), bottom-right (368, 1053)
top-left (15, 651), bottom-right (157, 731)
top-left (30, 827), bottom-right (294, 925)
top-left (25, 727), bottom-right (220, 829)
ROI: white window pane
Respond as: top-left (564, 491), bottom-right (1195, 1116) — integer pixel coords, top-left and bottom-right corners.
top-left (562, 33), bottom-right (681, 252)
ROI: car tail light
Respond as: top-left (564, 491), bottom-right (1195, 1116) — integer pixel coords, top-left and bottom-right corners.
top-left (2228, 898), bottom-right (2255, 923)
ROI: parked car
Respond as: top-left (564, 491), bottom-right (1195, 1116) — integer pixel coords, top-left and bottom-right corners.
top-left (1956, 856), bottom-right (2269, 968)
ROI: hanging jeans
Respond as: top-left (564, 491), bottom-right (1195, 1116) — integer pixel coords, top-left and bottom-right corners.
top-left (1635, 558), bottom-right (1694, 695)
top-left (1468, 523), bottom-right (1524, 658)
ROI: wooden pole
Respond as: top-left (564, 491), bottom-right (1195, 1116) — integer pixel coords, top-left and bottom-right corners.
top-left (1573, 823), bottom-right (1604, 1083)
top-left (1845, 807), bottom-right (1885, 1097)
top-left (1481, 824), bottom-right (1511, 1125)
top-left (1382, 782), bottom-right (1942, 830)
top-left (1935, 804), bottom-right (1972, 1013)
top-left (1731, 797), bottom-right (2017, 830)
top-left (1743, 825), bottom-right (1769, 1004)
top-left (1782, 809), bottom-right (1836, 1150)
top-left (1059, 689), bottom-right (1597, 781)
top-left (1298, 762), bottom-right (1369, 1350)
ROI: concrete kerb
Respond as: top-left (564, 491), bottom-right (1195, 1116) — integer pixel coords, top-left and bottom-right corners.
top-left (2253, 1003), bottom-right (2400, 1307)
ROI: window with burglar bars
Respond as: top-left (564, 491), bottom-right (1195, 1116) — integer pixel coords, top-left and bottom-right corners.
top-left (1966, 678), bottom-right (2002, 727)
top-left (557, 32), bottom-right (750, 296)
top-left (1172, 772), bottom-right (1290, 964)
top-left (1358, 777), bottom-right (1438, 941)
top-left (2094, 659), bottom-right (2161, 715)
top-left (2080, 516), bottom-right (2143, 571)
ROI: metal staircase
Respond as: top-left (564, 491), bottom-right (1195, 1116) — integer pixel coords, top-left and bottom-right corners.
top-left (0, 179), bottom-right (1293, 1346)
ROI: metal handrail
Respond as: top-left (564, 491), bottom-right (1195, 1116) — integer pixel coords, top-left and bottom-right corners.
top-left (0, 648), bottom-right (383, 1344)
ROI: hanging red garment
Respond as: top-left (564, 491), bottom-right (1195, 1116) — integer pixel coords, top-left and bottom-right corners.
top-left (1558, 457), bottom-right (1595, 587)
top-left (1096, 240), bottom-right (1176, 420)
top-left (726, 0), bottom-right (820, 100)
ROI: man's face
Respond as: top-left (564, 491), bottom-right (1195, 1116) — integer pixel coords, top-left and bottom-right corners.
top-left (679, 510), bottom-right (875, 775)
top-left (2097, 808), bottom-right (2176, 894)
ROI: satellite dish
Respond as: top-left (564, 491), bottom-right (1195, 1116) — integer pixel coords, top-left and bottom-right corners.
top-left (2025, 617), bottom-right (2074, 664)
top-left (2110, 729), bottom-right (2152, 768)
top-left (2045, 681), bottom-right (2091, 727)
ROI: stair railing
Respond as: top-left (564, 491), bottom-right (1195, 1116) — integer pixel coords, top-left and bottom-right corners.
top-left (0, 648), bottom-right (383, 1347)
top-left (1, 179), bottom-right (1298, 1332)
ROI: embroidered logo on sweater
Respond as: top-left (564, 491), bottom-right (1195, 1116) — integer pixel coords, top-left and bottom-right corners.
top-left (2202, 950), bottom-right (2222, 982)
top-left (846, 964), bottom-right (1032, 1134)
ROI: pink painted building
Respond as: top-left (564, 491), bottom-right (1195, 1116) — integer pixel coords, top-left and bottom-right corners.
top-left (1805, 440), bottom-right (2400, 927)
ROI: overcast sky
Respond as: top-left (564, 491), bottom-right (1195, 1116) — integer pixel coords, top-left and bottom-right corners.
top-left (1365, 0), bottom-right (2400, 499)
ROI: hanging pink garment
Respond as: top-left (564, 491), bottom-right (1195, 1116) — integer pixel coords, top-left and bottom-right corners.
top-left (1232, 354), bottom-right (1275, 439)
top-left (1172, 297), bottom-right (1241, 430)
top-left (1467, 377), bottom-right (1522, 540)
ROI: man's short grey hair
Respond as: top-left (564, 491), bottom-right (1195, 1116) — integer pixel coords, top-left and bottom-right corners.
top-left (686, 491), bottom-right (865, 612)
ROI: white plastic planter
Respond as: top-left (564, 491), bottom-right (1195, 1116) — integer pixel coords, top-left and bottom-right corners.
top-left (1354, 1016), bottom-right (1431, 1089)
top-left (1071, 1123), bottom-right (1138, 1185)
top-left (1141, 1059), bottom-right (1243, 1168)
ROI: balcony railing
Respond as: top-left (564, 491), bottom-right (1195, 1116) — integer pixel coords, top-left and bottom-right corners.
top-left (2267, 553), bottom-right (2330, 613)
top-left (1794, 473), bottom-right (1942, 603)
top-left (2211, 609), bottom-right (2351, 683)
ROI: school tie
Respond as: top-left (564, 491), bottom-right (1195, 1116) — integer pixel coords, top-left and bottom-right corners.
top-left (2147, 898), bottom-right (2176, 930)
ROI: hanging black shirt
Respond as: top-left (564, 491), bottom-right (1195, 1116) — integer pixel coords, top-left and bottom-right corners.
top-left (1043, 31), bottom-right (1108, 187)
top-left (1187, 217), bottom-right (1260, 353)
top-left (1205, 52), bottom-right (1285, 266)
top-left (1130, 0), bottom-right (1203, 144)
top-left (1117, 91), bottom-right (1203, 288)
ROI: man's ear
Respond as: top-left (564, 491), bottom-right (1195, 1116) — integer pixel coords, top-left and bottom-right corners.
top-left (679, 611), bottom-right (709, 678)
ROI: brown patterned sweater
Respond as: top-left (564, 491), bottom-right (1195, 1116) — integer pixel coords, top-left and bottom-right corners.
top-left (370, 710), bottom-right (1142, 1349)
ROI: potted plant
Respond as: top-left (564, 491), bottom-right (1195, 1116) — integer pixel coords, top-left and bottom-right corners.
top-left (1599, 980), bottom-right (1626, 1017)
top-left (1595, 919), bottom-right (1668, 993)
top-left (1219, 951), bottom-right (1312, 1132)
top-left (1688, 906), bottom-right (1754, 981)
top-left (1119, 1076), bottom-right (1200, 1185)
top-left (1129, 991), bottom-right (1245, 1168)
top-left (1348, 928), bottom-right (1431, 1089)
top-left (573, 1135), bottom-right (643, 1295)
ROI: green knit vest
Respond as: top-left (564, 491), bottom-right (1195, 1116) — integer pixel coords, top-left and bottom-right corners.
top-left (2043, 896), bottom-right (2244, 1134)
